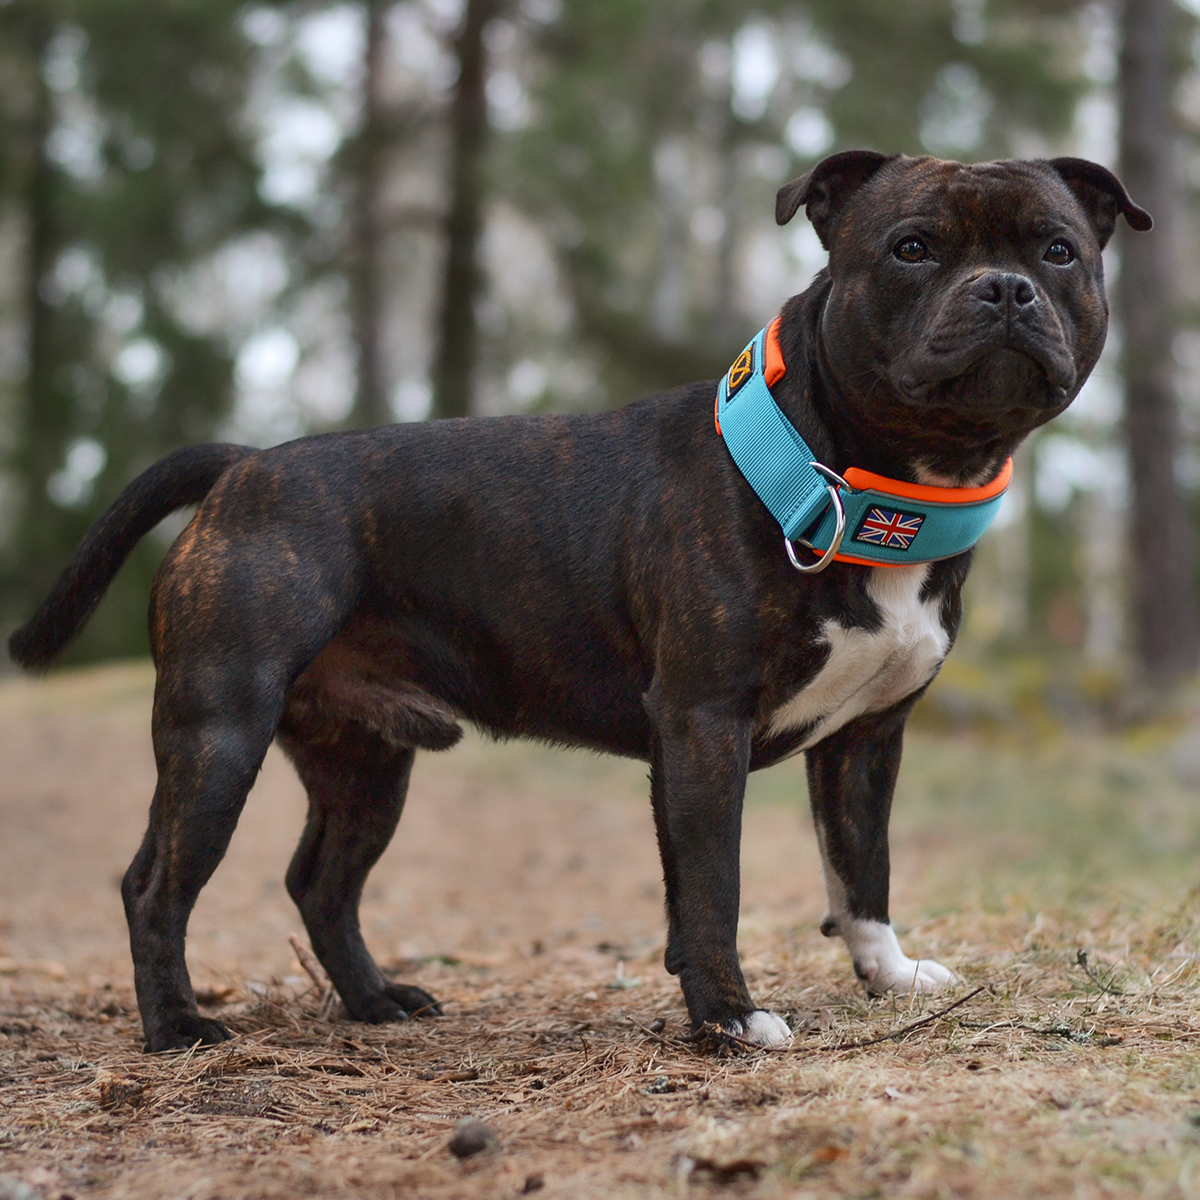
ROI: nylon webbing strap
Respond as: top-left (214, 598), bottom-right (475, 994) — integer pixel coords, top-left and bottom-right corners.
top-left (715, 325), bottom-right (1011, 566)
top-left (715, 327), bottom-right (832, 542)
top-left (804, 480), bottom-right (1008, 565)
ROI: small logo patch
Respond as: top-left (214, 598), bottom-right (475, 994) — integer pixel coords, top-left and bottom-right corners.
top-left (725, 346), bottom-right (754, 398)
top-left (853, 506), bottom-right (925, 550)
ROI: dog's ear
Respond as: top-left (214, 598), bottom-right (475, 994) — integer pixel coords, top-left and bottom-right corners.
top-left (1045, 157), bottom-right (1153, 248)
top-left (775, 150), bottom-right (894, 247)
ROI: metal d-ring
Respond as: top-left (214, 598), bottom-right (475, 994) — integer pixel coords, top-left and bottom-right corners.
top-left (783, 463), bottom-right (849, 574)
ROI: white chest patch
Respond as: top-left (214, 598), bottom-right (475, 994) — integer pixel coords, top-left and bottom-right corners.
top-left (768, 565), bottom-right (949, 749)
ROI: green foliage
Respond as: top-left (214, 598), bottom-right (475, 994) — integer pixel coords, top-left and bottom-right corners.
top-left (813, 0), bottom-right (1081, 154)
top-left (506, 0), bottom-right (1087, 408)
top-left (0, 0), bottom-right (287, 660)
top-left (0, 1), bottom-right (1123, 664)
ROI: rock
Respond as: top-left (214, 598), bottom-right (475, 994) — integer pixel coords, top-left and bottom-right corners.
top-left (448, 1117), bottom-right (499, 1159)
top-left (97, 1071), bottom-right (145, 1109)
top-left (0, 1177), bottom-right (35, 1200)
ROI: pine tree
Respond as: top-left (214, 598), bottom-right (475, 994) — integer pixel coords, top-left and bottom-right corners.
top-left (0, 0), bottom-right (283, 661)
top-left (1117, 0), bottom-right (1199, 683)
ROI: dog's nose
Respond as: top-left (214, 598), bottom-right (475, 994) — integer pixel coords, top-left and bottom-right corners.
top-left (973, 272), bottom-right (1036, 309)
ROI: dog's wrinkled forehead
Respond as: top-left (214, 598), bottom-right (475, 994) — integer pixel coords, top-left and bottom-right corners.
top-left (837, 159), bottom-right (1095, 258)
top-left (776, 150), bottom-right (1151, 256)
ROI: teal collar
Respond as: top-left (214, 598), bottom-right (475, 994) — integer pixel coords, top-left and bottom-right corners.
top-left (715, 321), bottom-right (1012, 573)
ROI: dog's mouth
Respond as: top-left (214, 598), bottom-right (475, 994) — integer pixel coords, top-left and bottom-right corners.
top-left (894, 345), bottom-right (1071, 417)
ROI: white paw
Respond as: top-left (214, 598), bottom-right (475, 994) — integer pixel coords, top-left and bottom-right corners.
top-left (731, 1010), bottom-right (793, 1048)
top-left (863, 955), bottom-right (956, 996)
top-left (843, 920), bottom-right (956, 996)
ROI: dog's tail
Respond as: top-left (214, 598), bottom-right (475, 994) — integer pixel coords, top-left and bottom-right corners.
top-left (8, 443), bottom-right (252, 671)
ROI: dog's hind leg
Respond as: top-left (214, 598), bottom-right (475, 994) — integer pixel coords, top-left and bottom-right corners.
top-left (123, 666), bottom-right (291, 1052)
top-left (123, 499), bottom-right (366, 1051)
top-left (279, 724), bottom-right (440, 1024)
top-left (807, 703), bottom-right (956, 996)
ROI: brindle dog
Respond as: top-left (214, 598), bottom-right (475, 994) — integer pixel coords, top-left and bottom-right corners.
top-left (10, 152), bottom-right (1150, 1053)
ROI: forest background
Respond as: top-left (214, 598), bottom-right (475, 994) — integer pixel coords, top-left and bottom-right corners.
top-left (0, 0), bottom-right (1196, 709)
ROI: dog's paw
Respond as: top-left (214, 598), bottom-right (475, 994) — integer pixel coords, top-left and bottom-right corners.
top-left (861, 956), bottom-right (956, 997)
top-left (144, 1014), bottom-right (231, 1053)
top-left (724, 1009), bottom-right (793, 1048)
top-left (845, 920), bottom-right (956, 996)
top-left (383, 982), bottom-right (442, 1018)
top-left (348, 983), bottom-right (442, 1024)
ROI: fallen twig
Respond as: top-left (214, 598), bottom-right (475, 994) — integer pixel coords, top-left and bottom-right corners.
top-left (828, 985), bottom-right (986, 1051)
top-left (688, 1021), bottom-right (786, 1054)
top-left (417, 1068), bottom-right (480, 1083)
top-left (288, 934), bottom-right (330, 996)
top-left (1075, 949), bottom-right (1125, 996)
top-left (289, 932), bottom-right (338, 1022)
top-left (958, 1017), bottom-right (1123, 1046)
top-left (626, 1015), bottom-right (681, 1049)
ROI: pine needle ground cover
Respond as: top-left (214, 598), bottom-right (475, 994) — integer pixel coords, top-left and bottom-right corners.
top-left (2, 663), bottom-right (1200, 1199)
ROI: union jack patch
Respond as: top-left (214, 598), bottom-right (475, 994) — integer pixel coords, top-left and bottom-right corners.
top-left (852, 506), bottom-right (925, 550)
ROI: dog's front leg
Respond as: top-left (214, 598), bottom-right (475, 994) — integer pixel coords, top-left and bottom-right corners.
top-left (647, 693), bottom-right (792, 1048)
top-left (806, 703), bottom-right (956, 995)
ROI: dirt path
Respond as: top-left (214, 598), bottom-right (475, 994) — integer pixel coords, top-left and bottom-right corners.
top-left (1, 664), bottom-right (1198, 1199)
top-left (0, 661), bottom-right (825, 987)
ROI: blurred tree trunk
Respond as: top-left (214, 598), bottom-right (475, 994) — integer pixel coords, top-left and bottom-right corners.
top-left (431, 0), bottom-right (498, 420)
top-left (12, 7), bottom-right (70, 603)
top-left (1117, 0), bottom-right (1199, 683)
top-left (348, 0), bottom-right (391, 427)
top-left (3, 1), bottom-right (299, 659)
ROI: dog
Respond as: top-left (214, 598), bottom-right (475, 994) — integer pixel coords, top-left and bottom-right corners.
top-left (9, 150), bottom-right (1150, 1053)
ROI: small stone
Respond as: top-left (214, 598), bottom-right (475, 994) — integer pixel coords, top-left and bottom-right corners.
top-left (0, 1176), bottom-right (35, 1200)
top-left (644, 1074), bottom-right (679, 1095)
top-left (606, 975), bottom-right (642, 990)
top-left (448, 1117), bottom-right (499, 1159)
top-left (97, 1071), bottom-right (145, 1109)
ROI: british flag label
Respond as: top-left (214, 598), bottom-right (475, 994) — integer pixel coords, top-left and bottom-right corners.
top-left (852, 506), bottom-right (925, 550)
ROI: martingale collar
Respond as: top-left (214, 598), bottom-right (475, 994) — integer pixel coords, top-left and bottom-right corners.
top-left (714, 319), bottom-right (1012, 571)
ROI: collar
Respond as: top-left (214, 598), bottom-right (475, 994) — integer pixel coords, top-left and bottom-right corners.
top-left (715, 319), bottom-right (1011, 572)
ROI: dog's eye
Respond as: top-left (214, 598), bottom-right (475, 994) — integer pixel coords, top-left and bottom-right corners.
top-left (894, 237), bottom-right (930, 263)
top-left (1044, 240), bottom-right (1074, 266)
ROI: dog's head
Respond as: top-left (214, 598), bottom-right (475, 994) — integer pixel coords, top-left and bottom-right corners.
top-left (776, 151), bottom-right (1150, 481)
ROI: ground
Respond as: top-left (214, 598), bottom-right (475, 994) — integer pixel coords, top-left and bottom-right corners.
top-left (3, 661), bottom-right (1200, 1199)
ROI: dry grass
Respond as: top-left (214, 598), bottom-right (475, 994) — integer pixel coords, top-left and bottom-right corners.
top-left (3, 662), bottom-right (1200, 1199)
